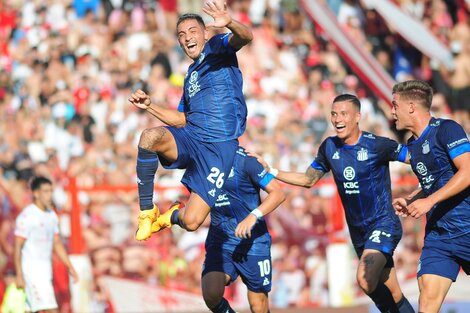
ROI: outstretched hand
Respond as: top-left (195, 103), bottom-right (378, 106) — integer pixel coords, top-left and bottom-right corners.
top-left (202, 0), bottom-right (232, 29)
top-left (129, 89), bottom-right (151, 110)
top-left (245, 150), bottom-right (270, 172)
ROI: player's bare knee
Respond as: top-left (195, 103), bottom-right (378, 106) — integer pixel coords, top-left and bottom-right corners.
top-left (139, 127), bottom-right (167, 150)
top-left (419, 289), bottom-right (439, 311)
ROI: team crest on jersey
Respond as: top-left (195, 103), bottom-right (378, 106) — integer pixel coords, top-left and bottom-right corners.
top-left (394, 144), bottom-right (403, 153)
top-left (357, 148), bottom-right (368, 161)
top-left (332, 151), bottom-right (340, 160)
top-left (422, 140), bottom-right (430, 154)
top-left (188, 71), bottom-right (201, 98)
top-left (198, 52), bottom-right (205, 64)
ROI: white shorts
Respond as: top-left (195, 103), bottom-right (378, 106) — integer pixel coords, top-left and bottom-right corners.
top-left (24, 270), bottom-right (58, 312)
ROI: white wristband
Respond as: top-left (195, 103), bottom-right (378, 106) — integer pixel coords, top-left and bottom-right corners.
top-left (250, 208), bottom-right (264, 219)
top-left (269, 168), bottom-right (279, 177)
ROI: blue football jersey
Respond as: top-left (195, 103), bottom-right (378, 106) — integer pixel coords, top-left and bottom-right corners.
top-left (407, 118), bottom-right (470, 239)
top-left (178, 33), bottom-right (247, 142)
top-left (206, 147), bottom-right (274, 255)
top-left (311, 132), bottom-right (408, 236)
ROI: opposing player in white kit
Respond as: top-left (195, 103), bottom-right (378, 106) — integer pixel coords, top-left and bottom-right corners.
top-left (14, 176), bottom-right (78, 313)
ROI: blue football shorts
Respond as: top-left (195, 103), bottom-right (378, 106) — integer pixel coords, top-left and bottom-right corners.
top-left (418, 233), bottom-right (470, 281)
top-left (352, 219), bottom-right (402, 268)
top-left (161, 126), bottom-right (238, 208)
top-left (202, 248), bottom-right (272, 293)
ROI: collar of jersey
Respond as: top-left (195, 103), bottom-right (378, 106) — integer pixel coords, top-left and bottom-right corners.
top-left (340, 132), bottom-right (364, 149)
top-left (407, 117), bottom-right (435, 145)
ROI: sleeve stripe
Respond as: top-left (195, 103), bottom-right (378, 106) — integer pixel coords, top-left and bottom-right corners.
top-left (311, 161), bottom-right (326, 172)
top-left (398, 145), bottom-right (408, 162)
top-left (449, 143), bottom-right (470, 159)
top-left (259, 173), bottom-right (275, 188)
top-left (222, 33), bottom-right (236, 52)
top-left (137, 157), bottom-right (158, 163)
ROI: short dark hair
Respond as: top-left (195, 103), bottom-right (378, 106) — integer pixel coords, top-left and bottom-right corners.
top-left (176, 13), bottom-right (205, 30)
top-left (333, 94), bottom-right (361, 111)
top-left (392, 80), bottom-right (433, 109)
top-left (30, 176), bottom-right (52, 191)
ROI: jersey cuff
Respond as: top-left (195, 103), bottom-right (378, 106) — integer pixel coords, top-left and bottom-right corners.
top-left (222, 33), bottom-right (236, 53)
top-left (397, 145), bottom-right (408, 162)
top-left (259, 173), bottom-right (275, 188)
top-left (449, 143), bottom-right (470, 159)
top-left (310, 161), bottom-right (326, 172)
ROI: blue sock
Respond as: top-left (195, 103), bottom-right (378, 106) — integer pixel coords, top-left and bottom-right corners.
top-left (136, 147), bottom-right (158, 210)
top-left (368, 283), bottom-right (399, 313)
top-left (397, 295), bottom-right (414, 313)
top-left (170, 209), bottom-right (182, 227)
top-left (210, 298), bottom-right (235, 313)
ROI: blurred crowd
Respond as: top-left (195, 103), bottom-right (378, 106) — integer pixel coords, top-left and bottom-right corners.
top-left (0, 0), bottom-right (469, 310)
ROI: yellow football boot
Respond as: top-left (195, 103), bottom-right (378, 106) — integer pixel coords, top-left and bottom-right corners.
top-left (135, 205), bottom-right (159, 241)
top-left (151, 202), bottom-right (183, 233)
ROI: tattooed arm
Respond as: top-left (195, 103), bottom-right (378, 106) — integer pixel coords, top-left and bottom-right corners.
top-left (276, 166), bottom-right (325, 188)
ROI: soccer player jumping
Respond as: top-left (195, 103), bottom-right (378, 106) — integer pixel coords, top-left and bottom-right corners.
top-left (129, 1), bottom-right (252, 240)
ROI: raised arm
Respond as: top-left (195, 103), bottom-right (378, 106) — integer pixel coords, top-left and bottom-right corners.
top-left (128, 89), bottom-right (187, 127)
top-left (203, 1), bottom-right (253, 50)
